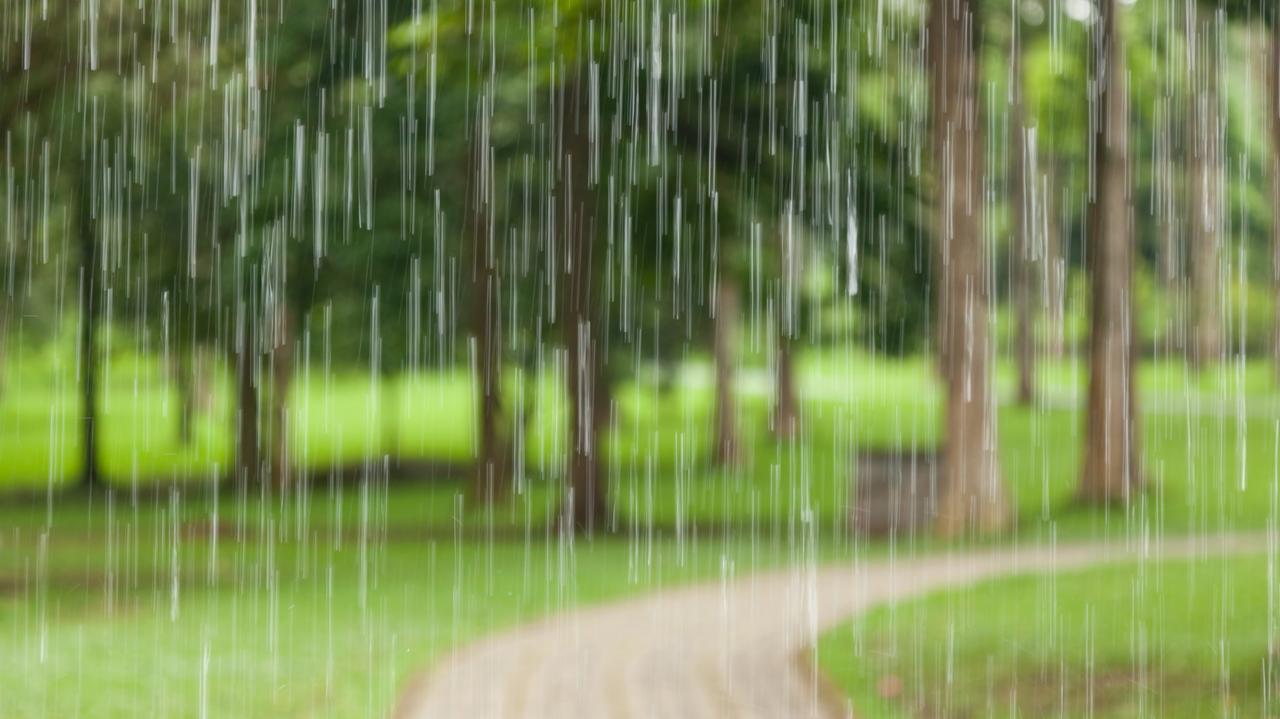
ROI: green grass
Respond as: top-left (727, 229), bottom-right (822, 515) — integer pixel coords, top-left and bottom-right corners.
top-left (3, 344), bottom-right (1280, 537)
top-left (2, 344), bottom-right (1278, 716)
top-left (0, 488), bottom-right (842, 718)
top-left (817, 553), bottom-right (1280, 718)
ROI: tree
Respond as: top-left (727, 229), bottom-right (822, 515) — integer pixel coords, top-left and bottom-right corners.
top-left (930, 0), bottom-right (1010, 536)
top-left (1187, 4), bottom-right (1224, 369)
top-left (1271, 15), bottom-right (1280, 383)
top-left (712, 275), bottom-right (742, 466)
top-left (1010, 7), bottom-right (1035, 405)
top-left (1081, 0), bottom-right (1142, 503)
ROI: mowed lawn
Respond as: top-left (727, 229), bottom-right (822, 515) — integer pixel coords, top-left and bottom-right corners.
top-left (2, 343), bottom-right (1278, 535)
top-left (817, 553), bottom-right (1280, 719)
top-left (2, 345), bottom-right (1278, 716)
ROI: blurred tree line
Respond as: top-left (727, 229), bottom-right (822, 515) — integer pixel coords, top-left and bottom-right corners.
top-left (0, 0), bottom-right (1277, 535)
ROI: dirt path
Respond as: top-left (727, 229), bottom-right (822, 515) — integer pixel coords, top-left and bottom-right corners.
top-left (394, 532), bottom-right (1267, 719)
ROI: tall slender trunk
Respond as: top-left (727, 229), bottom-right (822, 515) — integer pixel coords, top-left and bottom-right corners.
top-left (773, 324), bottom-right (799, 441)
top-left (1081, 0), bottom-right (1142, 503)
top-left (171, 351), bottom-right (195, 445)
top-left (269, 306), bottom-right (292, 488)
top-left (78, 176), bottom-right (103, 490)
top-left (1270, 22), bottom-right (1280, 384)
top-left (235, 318), bottom-right (260, 486)
top-left (559, 77), bottom-right (608, 533)
top-left (1187, 7), bottom-right (1223, 370)
top-left (1043, 161), bottom-right (1065, 359)
top-left (468, 135), bottom-right (509, 504)
top-left (929, 0), bottom-right (1009, 536)
top-left (712, 275), bottom-right (741, 466)
top-left (773, 221), bottom-right (801, 440)
top-left (1010, 31), bottom-right (1035, 405)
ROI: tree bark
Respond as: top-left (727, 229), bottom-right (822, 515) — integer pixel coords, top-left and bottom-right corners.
top-left (712, 275), bottom-right (742, 466)
top-left (170, 351), bottom-right (195, 445)
top-left (929, 0), bottom-right (1009, 536)
top-left (78, 175), bottom-right (103, 490)
top-left (235, 318), bottom-right (261, 486)
top-left (468, 135), bottom-right (510, 504)
top-left (1010, 31), bottom-right (1035, 405)
top-left (1187, 7), bottom-right (1224, 370)
top-left (773, 221), bottom-right (801, 440)
top-left (1043, 161), bottom-right (1066, 360)
top-left (269, 306), bottom-right (292, 488)
top-left (1081, 0), bottom-right (1142, 503)
top-left (1271, 22), bottom-right (1280, 384)
top-left (559, 77), bottom-right (608, 534)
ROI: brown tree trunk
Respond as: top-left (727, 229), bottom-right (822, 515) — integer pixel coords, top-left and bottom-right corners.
top-left (929, 0), bottom-right (1009, 536)
top-left (773, 220), bottom-right (801, 440)
top-left (170, 351), bottom-right (195, 445)
top-left (1043, 161), bottom-right (1066, 360)
top-left (468, 135), bottom-right (510, 505)
top-left (1187, 7), bottom-right (1223, 370)
top-left (559, 77), bottom-right (608, 534)
top-left (269, 306), bottom-right (292, 488)
top-left (712, 275), bottom-right (742, 466)
top-left (1010, 32), bottom-right (1035, 405)
top-left (1271, 23), bottom-right (1280, 384)
top-left (773, 324), bottom-right (799, 441)
top-left (78, 176), bottom-right (103, 490)
top-left (1081, 0), bottom-right (1142, 503)
top-left (235, 318), bottom-right (261, 485)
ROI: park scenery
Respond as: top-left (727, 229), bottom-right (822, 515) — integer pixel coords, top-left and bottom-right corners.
top-left (3, 0), bottom-right (1280, 717)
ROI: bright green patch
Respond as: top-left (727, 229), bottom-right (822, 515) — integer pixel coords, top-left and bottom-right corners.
top-left (817, 554), bottom-right (1280, 719)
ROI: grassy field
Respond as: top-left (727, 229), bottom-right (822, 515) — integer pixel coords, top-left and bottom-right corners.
top-left (2, 344), bottom-right (1278, 716)
top-left (0, 513), bottom-right (832, 718)
top-left (3, 344), bottom-right (1277, 536)
top-left (817, 553), bottom-right (1280, 718)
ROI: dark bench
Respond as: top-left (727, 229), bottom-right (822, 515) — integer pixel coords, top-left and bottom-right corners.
top-left (850, 450), bottom-right (942, 538)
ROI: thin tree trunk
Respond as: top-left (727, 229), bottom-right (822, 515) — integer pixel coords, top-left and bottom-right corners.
top-left (170, 351), bottom-right (195, 445)
top-left (270, 306), bottom-right (292, 488)
top-left (78, 177), bottom-right (103, 490)
top-left (235, 318), bottom-right (260, 486)
top-left (1043, 161), bottom-right (1065, 360)
top-left (929, 0), bottom-right (1009, 536)
top-left (1010, 31), bottom-right (1035, 405)
top-left (559, 77), bottom-right (608, 534)
top-left (1270, 22), bottom-right (1280, 384)
top-left (468, 135), bottom-right (510, 504)
top-left (773, 220), bottom-right (801, 440)
top-left (712, 275), bottom-right (741, 466)
top-left (1081, 0), bottom-right (1142, 503)
top-left (1188, 7), bottom-right (1223, 370)
top-left (773, 323), bottom-right (799, 441)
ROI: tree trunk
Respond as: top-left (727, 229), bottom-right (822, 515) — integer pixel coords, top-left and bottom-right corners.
top-left (1010, 32), bottom-right (1035, 406)
top-left (1271, 23), bottom-right (1280, 384)
top-left (269, 306), bottom-right (292, 488)
top-left (1043, 161), bottom-right (1066, 360)
top-left (929, 0), bottom-right (1009, 537)
top-left (773, 222), bottom-right (801, 440)
top-left (1081, 0), bottom-right (1142, 503)
top-left (78, 177), bottom-right (103, 490)
top-left (559, 77), bottom-right (608, 534)
top-left (712, 275), bottom-right (742, 466)
top-left (1187, 7), bottom-right (1223, 370)
top-left (170, 351), bottom-right (195, 445)
top-left (468, 135), bottom-right (510, 504)
top-left (235, 318), bottom-right (261, 486)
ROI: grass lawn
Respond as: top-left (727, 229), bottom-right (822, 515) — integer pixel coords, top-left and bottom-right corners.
top-left (817, 553), bottom-right (1280, 718)
top-left (0, 490), bottom-right (856, 718)
top-left (2, 346), bottom-right (1278, 716)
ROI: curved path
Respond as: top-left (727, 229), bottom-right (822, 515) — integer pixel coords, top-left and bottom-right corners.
top-left (395, 532), bottom-right (1267, 719)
